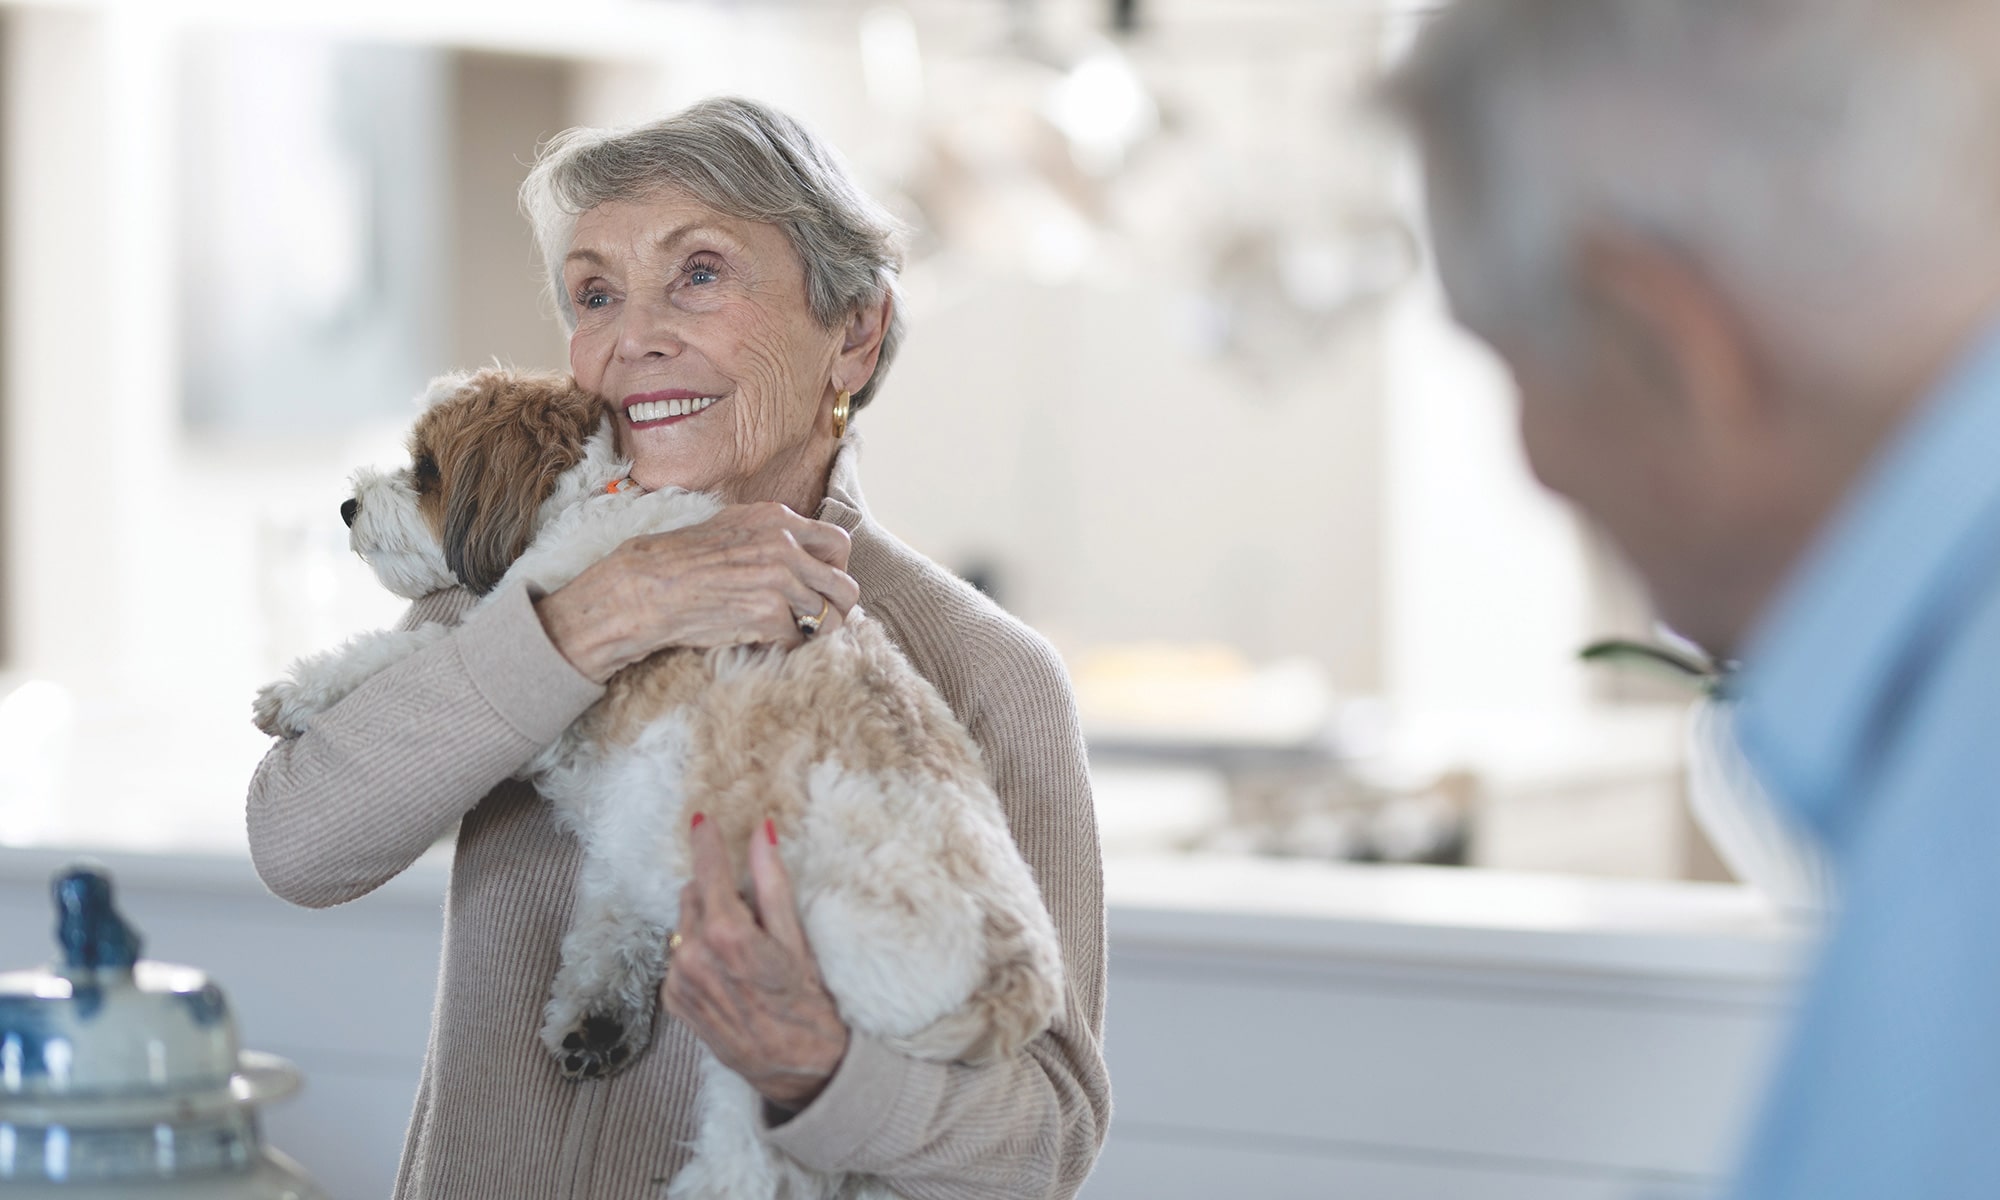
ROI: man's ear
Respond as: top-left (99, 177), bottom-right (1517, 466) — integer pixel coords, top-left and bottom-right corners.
top-left (832, 292), bottom-right (893, 396)
top-left (1574, 229), bottom-right (1772, 449)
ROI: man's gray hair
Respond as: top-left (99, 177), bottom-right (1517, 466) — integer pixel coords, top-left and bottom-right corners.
top-left (520, 96), bottom-right (907, 410)
top-left (1388, 0), bottom-right (2000, 368)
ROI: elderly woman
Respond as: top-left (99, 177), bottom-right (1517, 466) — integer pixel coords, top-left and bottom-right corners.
top-left (247, 97), bottom-right (1108, 1198)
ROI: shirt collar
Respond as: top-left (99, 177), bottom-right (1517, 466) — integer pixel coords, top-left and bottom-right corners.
top-left (817, 436), bottom-right (867, 534)
top-left (1733, 320), bottom-right (2000, 838)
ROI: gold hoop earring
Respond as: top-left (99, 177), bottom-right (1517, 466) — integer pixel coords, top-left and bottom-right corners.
top-left (832, 389), bottom-right (852, 440)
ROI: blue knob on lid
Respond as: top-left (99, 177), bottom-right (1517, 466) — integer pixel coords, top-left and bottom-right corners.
top-left (53, 863), bottom-right (143, 972)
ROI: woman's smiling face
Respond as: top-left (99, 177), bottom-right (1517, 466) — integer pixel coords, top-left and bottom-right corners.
top-left (563, 188), bottom-right (843, 502)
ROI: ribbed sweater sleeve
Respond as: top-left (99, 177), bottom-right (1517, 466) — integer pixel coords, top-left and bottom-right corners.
top-left (764, 600), bottom-right (1111, 1198)
top-left (246, 583), bottom-right (605, 909)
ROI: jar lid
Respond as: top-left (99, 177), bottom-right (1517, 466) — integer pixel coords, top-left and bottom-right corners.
top-left (0, 864), bottom-right (298, 1123)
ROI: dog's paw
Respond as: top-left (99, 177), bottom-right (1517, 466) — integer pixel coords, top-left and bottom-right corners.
top-left (542, 916), bottom-right (669, 1081)
top-left (251, 682), bottom-right (309, 739)
top-left (547, 1011), bottom-right (650, 1081)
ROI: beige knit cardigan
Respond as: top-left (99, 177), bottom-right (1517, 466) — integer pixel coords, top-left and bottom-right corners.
top-left (246, 444), bottom-right (1110, 1199)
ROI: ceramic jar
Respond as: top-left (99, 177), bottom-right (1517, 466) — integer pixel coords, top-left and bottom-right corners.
top-left (0, 865), bottom-right (327, 1198)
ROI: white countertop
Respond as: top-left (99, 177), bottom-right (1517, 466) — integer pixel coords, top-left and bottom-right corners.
top-left (0, 834), bottom-right (1809, 986)
top-left (1106, 852), bottom-right (1808, 983)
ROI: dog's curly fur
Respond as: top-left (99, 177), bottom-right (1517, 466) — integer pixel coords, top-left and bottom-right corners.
top-left (254, 368), bottom-right (1064, 1200)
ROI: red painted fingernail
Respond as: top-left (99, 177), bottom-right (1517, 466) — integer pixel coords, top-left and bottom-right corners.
top-left (764, 818), bottom-right (777, 845)
top-left (691, 812), bottom-right (706, 831)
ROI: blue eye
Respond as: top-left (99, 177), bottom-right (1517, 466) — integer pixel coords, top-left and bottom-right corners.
top-left (685, 255), bottom-right (723, 286)
top-left (582, 291), bottom-right (610, 309)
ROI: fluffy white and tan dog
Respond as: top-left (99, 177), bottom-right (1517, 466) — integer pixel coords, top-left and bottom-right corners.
top-left (254, 368), bottom-right (1063, 1200)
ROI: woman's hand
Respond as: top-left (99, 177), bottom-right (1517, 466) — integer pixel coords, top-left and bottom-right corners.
top-left (663, 814), bottom-right (850, 1114)
top-left (534, 502), bottom-right (859, 683)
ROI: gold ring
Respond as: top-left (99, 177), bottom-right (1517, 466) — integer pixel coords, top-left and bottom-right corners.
top-left (796, 597), bottom-right (829, 639)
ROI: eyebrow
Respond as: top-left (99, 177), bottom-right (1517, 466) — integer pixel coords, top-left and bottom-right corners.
top-left (562, 222), bottom-right (744, 271)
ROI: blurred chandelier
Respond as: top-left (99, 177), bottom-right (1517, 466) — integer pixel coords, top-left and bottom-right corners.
top-left (860, 0), bottom-right (1418, 369)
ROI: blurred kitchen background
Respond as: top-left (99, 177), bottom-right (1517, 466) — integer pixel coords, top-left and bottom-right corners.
top-left (0, 2), bottom-right (1812, 1198)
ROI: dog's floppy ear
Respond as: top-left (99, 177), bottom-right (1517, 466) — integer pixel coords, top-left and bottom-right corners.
top-left (440, 439), bottom-right (537, 595)
top-left (438, 372), bottom-right (603, 595)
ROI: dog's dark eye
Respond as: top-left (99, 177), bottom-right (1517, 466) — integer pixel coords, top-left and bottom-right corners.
top-left (414, 455), bottom-right (440, 490)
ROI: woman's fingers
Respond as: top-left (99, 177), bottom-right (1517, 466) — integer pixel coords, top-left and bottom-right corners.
top-left (746, 818), bottom-right (809, 955)
top-left (766, 506), bottom-right (853, 572)
top-left (774, 578), bottom-right (858, 646)
top-left (687, 814), bottom-right (746, 922)
top-left (675, 879), bottom-right (702, 950)
top-left (726, 534), bottom-right (855, 645)
top-left (668, 822), bottom-right (769, 1020)
top-left (638, 513), bottom-right (853, 613)
top-left (541, 501), bottom-right (864, 671)
top-left (795, 553), bottom-right (862, 618)
top-left (799, 602), bottom-right (847, 642)
top-left (754, 516), bottom-right (858, 617)
top-left (724, 502), bottom-right (850, 571)
top-left (660, 816), bottom-right (849, 1111)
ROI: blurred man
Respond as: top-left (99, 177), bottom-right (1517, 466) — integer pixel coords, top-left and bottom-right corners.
top-left (1390, 2), bottom-right (2000, 1196)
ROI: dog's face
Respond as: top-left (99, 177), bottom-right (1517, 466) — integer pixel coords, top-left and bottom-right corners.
top-left (345, 369), bottom-right (610, 598)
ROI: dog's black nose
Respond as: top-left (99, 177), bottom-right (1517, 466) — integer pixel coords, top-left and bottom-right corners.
top-left (340, 497), bottom-right (359, 528)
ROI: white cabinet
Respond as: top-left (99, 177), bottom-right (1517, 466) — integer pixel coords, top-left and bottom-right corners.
top-left (1088, 856), bottom-right (1801, 1198)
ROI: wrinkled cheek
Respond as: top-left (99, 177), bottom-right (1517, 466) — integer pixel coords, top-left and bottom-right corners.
top-left (737, 329), bottom-right (818, 439)
top-left (568, 327), bottom-right (612, 394)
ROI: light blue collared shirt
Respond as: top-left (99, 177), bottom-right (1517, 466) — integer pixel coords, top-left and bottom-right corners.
top-left (1726, 322), bottom-right (2000, 1198)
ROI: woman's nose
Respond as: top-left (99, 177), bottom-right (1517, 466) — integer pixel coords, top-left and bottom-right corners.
top-left (341, 498), bottom-right (359, 528)
top-left (615, 294), bottom-right (685, 362)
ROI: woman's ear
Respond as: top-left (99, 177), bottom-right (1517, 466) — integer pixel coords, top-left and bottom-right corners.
top-left (832, 292), bottom-right (893, 395)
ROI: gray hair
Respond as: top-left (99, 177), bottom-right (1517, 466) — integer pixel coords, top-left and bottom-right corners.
top-left (1387, 0), bottom-right (2000, 371)
top-left (520, 96), bottom-right (907, 411)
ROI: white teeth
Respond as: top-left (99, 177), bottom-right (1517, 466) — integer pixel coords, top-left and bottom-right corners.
top-left (626, 396), bottom-right (720, 423)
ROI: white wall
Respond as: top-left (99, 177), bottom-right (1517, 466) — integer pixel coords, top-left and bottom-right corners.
top-left (1381, 277), bottom-right (1597, 713)
top-left (0, 1), bottom-right (1615, 832)
top-left (862, 279), bottom-right (1389, 684)
top-left (3, 7), bottom-right (168, 685)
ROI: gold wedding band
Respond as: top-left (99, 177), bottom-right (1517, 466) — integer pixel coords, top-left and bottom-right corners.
top-left (796, 597), bottom-right (829, 640)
